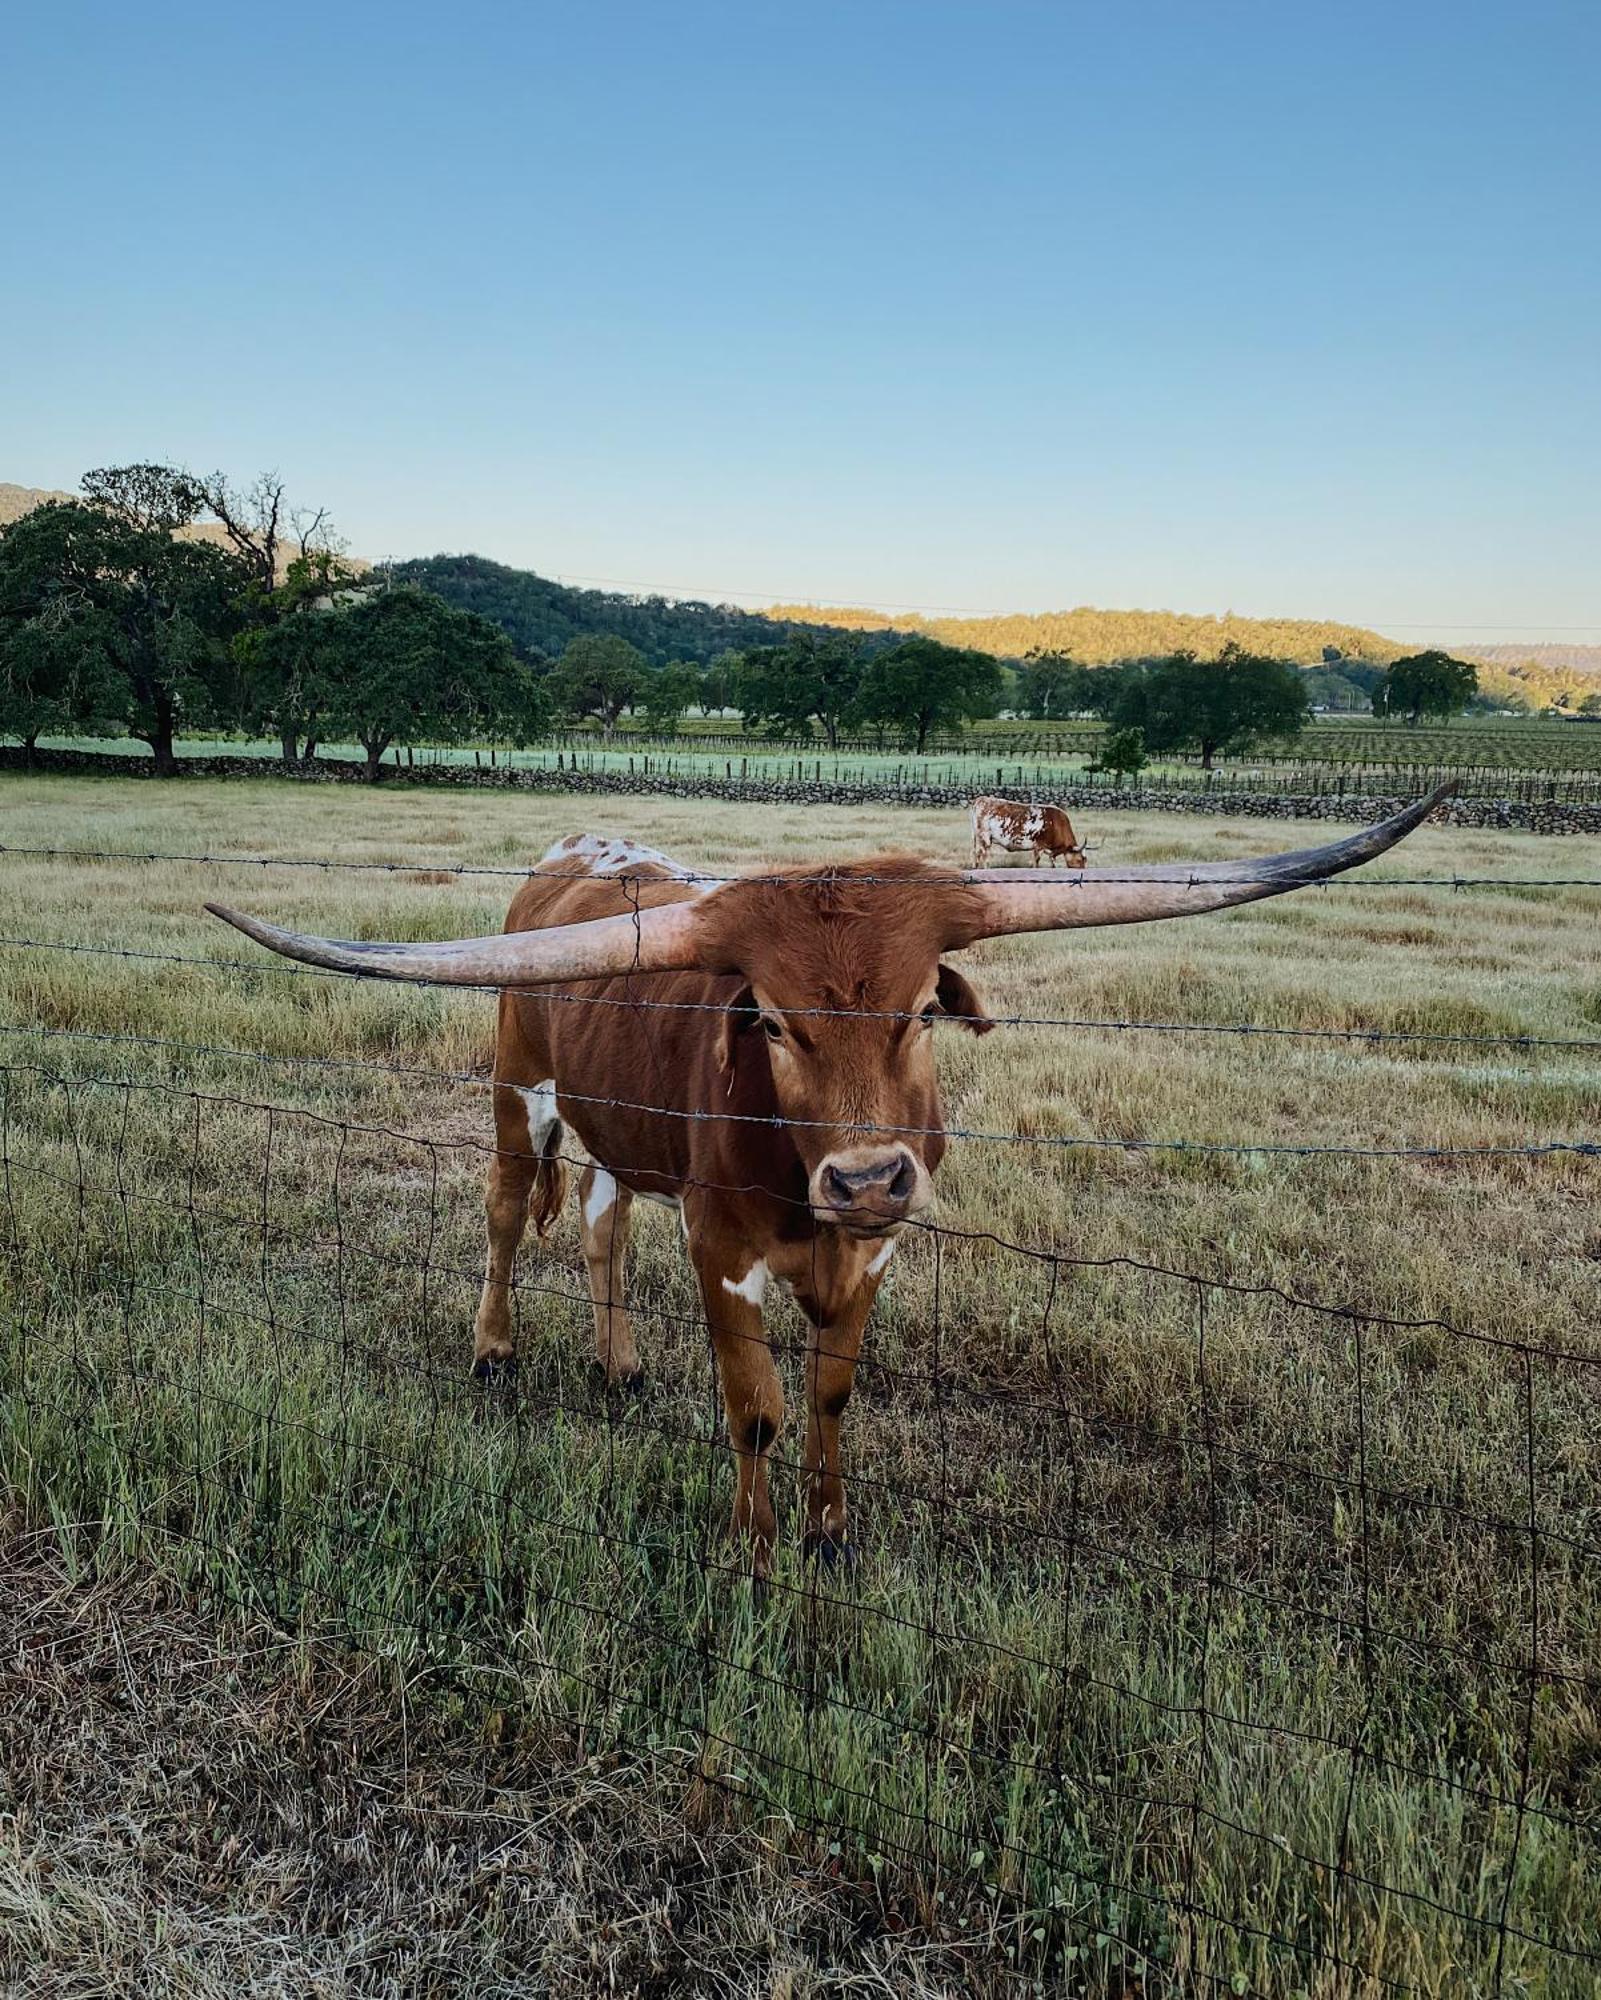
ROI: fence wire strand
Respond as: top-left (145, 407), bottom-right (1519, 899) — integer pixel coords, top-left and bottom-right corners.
top-left (8, 833), bottom-right (1601, 890)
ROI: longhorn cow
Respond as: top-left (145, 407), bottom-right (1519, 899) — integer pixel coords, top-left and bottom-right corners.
top-left (209, 790), bottom-right (1447, 1579)
top-left (971, 795), bottom-right (1087, 869)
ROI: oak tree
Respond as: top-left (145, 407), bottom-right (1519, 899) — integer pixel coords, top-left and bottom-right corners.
top-left (1109, 644), bottom-right (1309, 769)
top-left (1372, 651), bottom-right (1479, 725)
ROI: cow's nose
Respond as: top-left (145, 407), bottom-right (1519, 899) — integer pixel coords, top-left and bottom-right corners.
top-left (822, 1150), bottom-right (918, 1207)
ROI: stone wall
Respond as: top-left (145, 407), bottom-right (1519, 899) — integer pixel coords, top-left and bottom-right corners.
top-left (5, 745), bottom-right (1600, 836)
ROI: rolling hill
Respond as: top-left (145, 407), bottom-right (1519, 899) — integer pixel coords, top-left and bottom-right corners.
top-left (1458, 640), bottom-right (1601, 708)
top-left (384, 554), bottom-right (833, 667)
top-left (764, 601), bottom-right (1402, 668)
top-left (763, 601), bottom-right (1601, 710)
top-left (0, 483), bottom-right (74, 527)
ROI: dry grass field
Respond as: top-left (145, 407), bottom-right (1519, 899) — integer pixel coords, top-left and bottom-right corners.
top-left (1, 771), bottom-right (1598, 1997)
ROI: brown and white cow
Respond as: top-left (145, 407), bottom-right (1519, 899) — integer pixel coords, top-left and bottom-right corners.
top-left (971, 795), bottom-right (1086, 869)
top-left (208, 789), bottom-right (1446, 1578)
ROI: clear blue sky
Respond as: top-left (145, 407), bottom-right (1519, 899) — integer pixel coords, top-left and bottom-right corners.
top-left (5, 1), bottom-right (1597, 639)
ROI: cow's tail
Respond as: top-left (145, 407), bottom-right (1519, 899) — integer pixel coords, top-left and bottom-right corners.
top-left (528, 1138), bottom-right (568, 1239)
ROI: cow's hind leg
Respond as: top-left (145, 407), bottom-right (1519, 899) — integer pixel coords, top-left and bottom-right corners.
top-left (579, 1165), bottom-right (640, 1386)
top-left (473, 1081), bottom-right (566, 1380)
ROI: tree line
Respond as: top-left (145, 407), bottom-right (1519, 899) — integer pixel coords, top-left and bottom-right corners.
top-left (0, 464), bottom-right (1479, 781)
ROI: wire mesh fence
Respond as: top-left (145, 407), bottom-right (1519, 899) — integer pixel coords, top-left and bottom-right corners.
top-left (1, 840), bottom-right (1598, 1995)
top-left (19, 731), bottom-right (1601, 806)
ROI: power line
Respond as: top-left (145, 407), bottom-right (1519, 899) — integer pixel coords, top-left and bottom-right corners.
top-left (550, 568), bottom-right (1601, 637)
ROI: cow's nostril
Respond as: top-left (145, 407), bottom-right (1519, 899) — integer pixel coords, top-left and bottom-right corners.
top-left (888, 1153), bottom-right (916, 1201)
top-left (824, 1164), bottom-right (855, 1204)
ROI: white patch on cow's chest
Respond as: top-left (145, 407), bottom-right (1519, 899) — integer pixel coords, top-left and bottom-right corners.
top-left (722, 1259), bottom-right (769, 1306)
top-left (865, 1239), bottom-right (897, 1278)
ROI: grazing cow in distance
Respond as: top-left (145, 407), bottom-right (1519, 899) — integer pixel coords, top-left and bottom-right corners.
top-left (971, 794), bottom-right (1087, 869)
top-left (209, 788), bottom-right (1449, 1582)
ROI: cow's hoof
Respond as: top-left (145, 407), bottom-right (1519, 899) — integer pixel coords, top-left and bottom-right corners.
top-left (803, 1534), bottom-right (858, 1571)
top-left (589, 1359), bottom-right (646, 1397)
top-left (472, 1353), bottom-right (518, 1387)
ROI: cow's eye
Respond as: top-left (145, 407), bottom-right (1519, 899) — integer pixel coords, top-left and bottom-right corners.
top-left (762, 1016), bottom-right (785, 1042)
top-left (920, 1002), bottom-right (939, 1027)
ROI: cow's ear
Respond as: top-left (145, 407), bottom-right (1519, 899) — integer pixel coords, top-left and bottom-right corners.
top-left (935, 963), bottom-right (995, 1035)
top-left (717, 984), bottom-right (762, 1075)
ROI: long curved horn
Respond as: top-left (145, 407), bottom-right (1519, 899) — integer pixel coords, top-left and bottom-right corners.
top-left (955, 783), bottom-right (1453, 941)
top-left (204, 896), bottom-right (711, 986)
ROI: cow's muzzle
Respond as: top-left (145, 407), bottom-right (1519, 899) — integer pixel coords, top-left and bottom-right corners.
top-left (810, 1146), bottom-right (930, 1232)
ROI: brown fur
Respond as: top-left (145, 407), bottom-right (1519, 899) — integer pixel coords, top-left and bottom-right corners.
top-left (471, 843), bottom-right (994, 1576)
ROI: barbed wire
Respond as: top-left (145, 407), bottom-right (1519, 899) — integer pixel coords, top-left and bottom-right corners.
top-left (4, 1016), bottom-right (1596, 1163)
top-left (6, 937), bottom-right (1601, 1063)
top-left (5, 835), bottom-right (1601, 890)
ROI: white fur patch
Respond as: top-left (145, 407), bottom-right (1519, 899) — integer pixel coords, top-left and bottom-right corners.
top-left (865, 1240), bottom-right (897, 1278)
top-left (516, 1080), bottom-right (560, 1149)
top-left (542, 831), bottom-right (708, 888)
top-left (582, 1168), bottom-right (618, 1228)
top-left (972, 797), bottom-right (1074, 862)
top-left (721, 1260), bottom-right (768, 1306)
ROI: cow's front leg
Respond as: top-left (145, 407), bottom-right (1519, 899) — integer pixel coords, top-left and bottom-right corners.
top-left (691, 1235), bottom-right (783, 1580)
top-left (578, 1165), bottom-right (639, 1385)
top-left (473, 1149), bottom-right (540, 1378)
top-left (795, 1246), bottom-right (891, 1563)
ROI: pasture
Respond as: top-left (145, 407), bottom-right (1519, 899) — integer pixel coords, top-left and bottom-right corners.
top-left (1, 772), bottom-right (1598, 1997)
